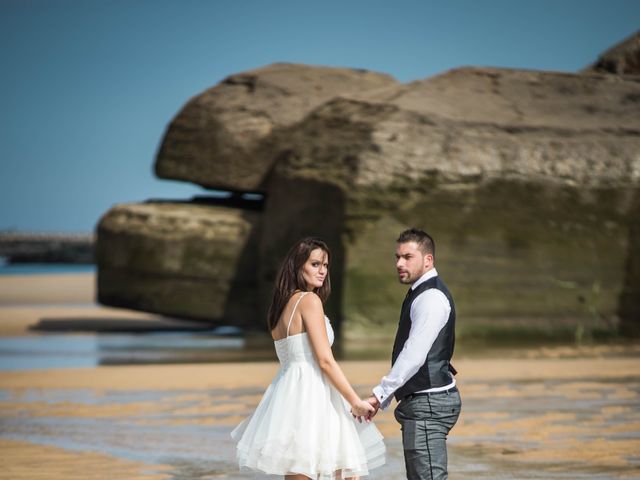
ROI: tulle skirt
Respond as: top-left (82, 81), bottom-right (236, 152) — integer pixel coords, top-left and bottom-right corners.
top-left (231, 361), bottom-right (385, 479)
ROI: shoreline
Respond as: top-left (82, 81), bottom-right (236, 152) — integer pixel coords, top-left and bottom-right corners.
top-left (2, 272), bottom-right (638, 343)
top-left (0, 272), bottom-right (213, 338)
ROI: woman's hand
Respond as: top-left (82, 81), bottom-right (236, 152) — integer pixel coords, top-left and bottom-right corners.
top-left (350, 399), bottom-right (375, 421)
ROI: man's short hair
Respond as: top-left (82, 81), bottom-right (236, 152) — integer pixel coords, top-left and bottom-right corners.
top-left (396, 228), bottom-right (435, 257)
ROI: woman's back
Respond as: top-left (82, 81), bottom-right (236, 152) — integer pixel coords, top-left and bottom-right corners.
top-left (272, 292), bottom-right (334, 365)
top-left (270, 291), bottom-right (309, 341)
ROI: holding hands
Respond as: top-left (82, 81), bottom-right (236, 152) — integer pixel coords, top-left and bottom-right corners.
top-left (351, 399), bottom-right (375, 419)
top-left (365, 395), bottom-right (380, 419)
top-left (350, 395), bottom-right (381, 423)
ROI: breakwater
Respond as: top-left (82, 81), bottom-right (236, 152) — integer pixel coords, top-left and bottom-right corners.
top-left (0, 232), bottom-right (94, 264)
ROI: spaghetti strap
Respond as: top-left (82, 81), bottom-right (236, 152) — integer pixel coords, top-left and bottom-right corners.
top-left (286, 292), bottom-right (308, 337)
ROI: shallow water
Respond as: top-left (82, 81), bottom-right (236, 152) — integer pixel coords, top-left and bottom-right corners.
top-left (0, 332), bottom-right (254, 371)
top-left (0, 263), bottom-right (96, 275)
top-left (2, 373), bottom-right (638, 479)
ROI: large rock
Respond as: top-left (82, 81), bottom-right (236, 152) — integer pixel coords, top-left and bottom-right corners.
top-left (258, 67), bottom-right (640, 337)
top-left (154, 63), bottom-right (397, 192)
top-left (96, 201), bottom-right (260, 324)
top-left (586, 30), bottom-right (640, 75)
top-left (618, 193), bottom-right (640, 336)
top-left (99, 61), bottom-right (640, 338)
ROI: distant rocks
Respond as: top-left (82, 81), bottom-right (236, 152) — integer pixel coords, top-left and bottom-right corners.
top-left (0, 232), bottom-right (94, 264)
top-left (586, 30), bottom-right (640, 75)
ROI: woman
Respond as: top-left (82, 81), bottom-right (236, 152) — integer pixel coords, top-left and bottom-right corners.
top-left (231, 237), bottom-right (385, 479)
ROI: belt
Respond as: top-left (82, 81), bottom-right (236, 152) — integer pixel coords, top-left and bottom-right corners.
top-left (403, 386), bottom-right (458, 401)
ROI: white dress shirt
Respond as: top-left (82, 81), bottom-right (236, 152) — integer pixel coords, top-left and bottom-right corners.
top-left (372, 268), bottom-right (455, 409)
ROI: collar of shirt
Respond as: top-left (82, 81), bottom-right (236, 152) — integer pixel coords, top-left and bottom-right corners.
top-left (410, 268), bottom-right (438, 290)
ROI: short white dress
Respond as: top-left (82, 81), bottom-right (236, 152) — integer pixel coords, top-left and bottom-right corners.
top-left (231, 292), bottom-right (385, 479)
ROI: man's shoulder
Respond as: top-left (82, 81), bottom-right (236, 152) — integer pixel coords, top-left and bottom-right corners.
top-left (411, 282), bottom-right (451, 315)
top-left (413, 275), bottom-right (448, 293)
top-left (413, 286), bottom-right (450, 304)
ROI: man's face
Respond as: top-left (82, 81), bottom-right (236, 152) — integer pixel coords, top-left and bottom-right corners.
top-left (395, 241), bottom-right (433, 285)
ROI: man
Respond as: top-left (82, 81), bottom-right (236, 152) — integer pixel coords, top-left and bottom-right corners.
top-left (367, 228), bottom-right (461, 480)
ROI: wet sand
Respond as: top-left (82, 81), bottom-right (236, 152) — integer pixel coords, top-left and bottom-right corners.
top-left (2, 358), bottom-right (639, 478)
top-left (1, 273), bottom-right (639, 478)
top-left (1, 439), bottom-right (172, 480)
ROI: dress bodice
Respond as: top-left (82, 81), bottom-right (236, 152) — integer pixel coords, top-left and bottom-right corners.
top-left (274, 316), bottom-right (334, 365)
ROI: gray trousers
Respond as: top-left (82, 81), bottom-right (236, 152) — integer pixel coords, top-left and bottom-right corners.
top-left (394, 388), bottom-right (462, 480)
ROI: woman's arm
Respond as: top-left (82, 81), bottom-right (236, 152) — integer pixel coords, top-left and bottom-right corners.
top-left (300, 293), bottom-right (374, 418)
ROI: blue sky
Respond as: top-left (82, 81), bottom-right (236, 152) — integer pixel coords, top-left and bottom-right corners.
top-left (1, 0), bottom-right (638, 233)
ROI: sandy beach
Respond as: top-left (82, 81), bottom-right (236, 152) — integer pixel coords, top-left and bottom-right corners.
top-left (0, 273), bottom-right (96, 306)
top-left (1, 273), bottom-right (639, 479)
top-left (0, 273), bottom-right (225, 337)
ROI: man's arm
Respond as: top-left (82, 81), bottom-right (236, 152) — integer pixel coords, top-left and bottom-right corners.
top-left (372, 289), bottom-right (450, 410)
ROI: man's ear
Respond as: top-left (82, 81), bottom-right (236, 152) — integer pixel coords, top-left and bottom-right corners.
top-left (424, 253), bottom-right (434, 268)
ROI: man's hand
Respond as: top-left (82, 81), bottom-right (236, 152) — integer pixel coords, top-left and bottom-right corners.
top-left (365, 395), bottom-right (380, 421)
top-left (350, 399), bottom-right (375, 423)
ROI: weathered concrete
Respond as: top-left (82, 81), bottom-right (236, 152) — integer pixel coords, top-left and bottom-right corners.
top-left (96, 201), bottom-right (260, 325)
top-left (155, 63), bottom-right (397, 192)
top-left (258, 67), bottom-right (640, 336)
top-left (99, 56), bottom-right (640, 336)
top-left (618, 192), bottom-right (640, 336)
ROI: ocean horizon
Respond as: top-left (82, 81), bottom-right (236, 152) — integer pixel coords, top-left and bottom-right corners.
top-left (0, 262), bottom-right (96, 276)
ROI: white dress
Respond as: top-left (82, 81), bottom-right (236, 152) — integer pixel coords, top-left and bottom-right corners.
top-left (231, 292), bottom-right (385, 479)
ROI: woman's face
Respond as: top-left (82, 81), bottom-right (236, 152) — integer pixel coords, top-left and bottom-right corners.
top-left (302, 248), bottom-right (329, 290)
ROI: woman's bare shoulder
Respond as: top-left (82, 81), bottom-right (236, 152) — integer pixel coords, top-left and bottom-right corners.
top-left (299, 291), bottom-right (323, 311)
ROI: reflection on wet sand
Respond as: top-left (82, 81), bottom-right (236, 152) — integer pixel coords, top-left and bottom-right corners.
top-left (1, 354), bottom-right (639, 479)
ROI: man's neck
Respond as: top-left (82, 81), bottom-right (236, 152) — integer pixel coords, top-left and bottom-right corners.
top-left (411, 267), bottom-right (438, 290)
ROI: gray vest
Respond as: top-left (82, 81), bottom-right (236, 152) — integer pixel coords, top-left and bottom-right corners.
top-left (391, 275), bottom-right (456, 401)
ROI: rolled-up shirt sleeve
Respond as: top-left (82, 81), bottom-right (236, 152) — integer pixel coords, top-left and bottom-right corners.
top-left (372, 289), bottom-right (451, 409)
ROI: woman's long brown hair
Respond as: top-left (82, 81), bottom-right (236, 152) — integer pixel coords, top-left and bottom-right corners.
top-left (267, 237), bottom-right (331, 331)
